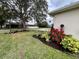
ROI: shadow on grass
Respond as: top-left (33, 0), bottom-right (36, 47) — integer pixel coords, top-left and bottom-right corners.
top-left (3, 30), bottom-right (30, 34)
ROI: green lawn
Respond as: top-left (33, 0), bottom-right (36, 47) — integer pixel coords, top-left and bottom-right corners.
top-left (0, 31), bottom-right (78, 59)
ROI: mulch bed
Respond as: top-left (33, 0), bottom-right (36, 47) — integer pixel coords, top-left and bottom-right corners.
top-left (33, 34), bottom-right (72, 53)
top-left (33, 34), bottom-right (79, 59)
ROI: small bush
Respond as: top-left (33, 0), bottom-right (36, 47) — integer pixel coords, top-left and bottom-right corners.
top-left (50, 28), bottom-right (65, 44)
top-left (37, 21), bottom-right (48, 28)
top-left (61, 36), bottom-right (79, 53)
top-left (41, 32), bottom-right (50, 41)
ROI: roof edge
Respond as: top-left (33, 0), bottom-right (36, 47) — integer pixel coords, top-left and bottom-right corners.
top-left (49, 1), bottom-right (79, 16)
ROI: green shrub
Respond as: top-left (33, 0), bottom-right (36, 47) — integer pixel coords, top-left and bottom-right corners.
top-left (61, 36), bottom-right (79, 53)
top-left (41, 32), bottom-right (50, 41)
top-left (37, 21), bottom-right (48, 28)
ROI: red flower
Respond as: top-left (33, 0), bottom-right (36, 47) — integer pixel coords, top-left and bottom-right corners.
top-left (50, 27), bottom-right (65, 45)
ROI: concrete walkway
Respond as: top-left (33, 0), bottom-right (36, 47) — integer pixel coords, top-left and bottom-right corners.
top-left (27, 28), bottom-right (50, 32)
top-left (0, 28), bottom-right (50, 33)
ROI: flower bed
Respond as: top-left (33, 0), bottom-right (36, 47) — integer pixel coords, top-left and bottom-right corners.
top-left (49, 26), bottom-right (79, 53)
top-left (33, 24), bottom-right (79, 53)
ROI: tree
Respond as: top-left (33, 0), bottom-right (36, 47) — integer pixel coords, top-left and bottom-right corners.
top-left (0, 0), bottom-right (48, 29)
top-left (28, 0), bottom-right (48, 26)
top-left (0, 1), bottom-right (18, 32)
top-left (0, 2), bottom-right (10, 29)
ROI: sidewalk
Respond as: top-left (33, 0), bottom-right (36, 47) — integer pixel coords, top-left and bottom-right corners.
top-left (0, 28), bottom-right (50, 33)
top-left (27, 28), bottom-right (50, 32)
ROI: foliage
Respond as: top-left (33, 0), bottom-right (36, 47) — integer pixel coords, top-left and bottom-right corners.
top-left (50, 28), bottom-right (65, 44)
top-left (0, 2), bottom-right (18, 29)
top-left (41, 32), bottom-right (50, 41)
top-left (61, 36), bottom-right (79, 53)
top-left (38, 21), bottom-right (48, 27)
top-left (0, 19), bottom-right (5, 28)
top-left (0, 3), bottom-right (8, 28)
top-left (0, 0), bottom-right (48, 29)
top-left (49, 25), bottom-right (79, 53)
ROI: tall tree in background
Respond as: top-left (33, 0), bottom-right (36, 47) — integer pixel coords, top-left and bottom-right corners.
top-left (0, 0), bottom-right (48, 29)
top-left (0, 2), bottom-right (11, 29)
top-left (28, 0), bottom-right (48, 27)
top-left (0, 1), bottom-right (19, 33)
top-left (15, 0), bottom-right (48, 28)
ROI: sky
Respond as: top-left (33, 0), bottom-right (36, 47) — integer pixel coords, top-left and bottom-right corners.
top-left (47, 0), bottom-right (79, 12)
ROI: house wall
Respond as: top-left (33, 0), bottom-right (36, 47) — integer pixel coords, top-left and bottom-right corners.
top-left (53, 8), bottom-right (79, 39)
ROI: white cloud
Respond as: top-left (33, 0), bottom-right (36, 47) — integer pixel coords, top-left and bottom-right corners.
top-left (47, 0), bottom-right (79, 12)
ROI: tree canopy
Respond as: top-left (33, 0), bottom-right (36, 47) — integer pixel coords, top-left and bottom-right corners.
top-left (0, 0), bottom-right (48, 28)
top-left (0, 2), bottom-right (11, 28)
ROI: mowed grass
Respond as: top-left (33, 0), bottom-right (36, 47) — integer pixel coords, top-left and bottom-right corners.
top-left (0, 31), bottom-right (78, 59)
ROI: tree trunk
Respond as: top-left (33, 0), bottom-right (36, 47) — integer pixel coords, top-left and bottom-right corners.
top-left (9, 20), bottom-right (12, 33)
top-left (0, 25), bottom-right (2, 29)
top-left (9, 24), bottom-right (11, 33)
top-left (0, 25), bottom-right (1, 29)
top-left (22, 20), bottom-right (26, 31)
